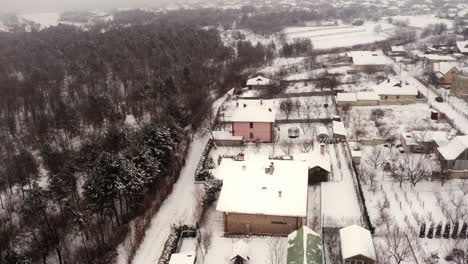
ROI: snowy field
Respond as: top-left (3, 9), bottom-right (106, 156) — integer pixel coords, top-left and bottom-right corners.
top-left (387, 14), bottom-right (454, 29)
top-left (258, 57), bottom-right (306, 74)
top-left (343, 103), bottom-right (455, 140)
top-left (360, 146), bottom-right (468, 263)
top-left (282, 22), bottom-right (395, 49)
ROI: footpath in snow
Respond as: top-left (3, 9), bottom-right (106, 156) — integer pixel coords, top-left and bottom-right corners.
top-left (117, 94), bottom-right (228, 264)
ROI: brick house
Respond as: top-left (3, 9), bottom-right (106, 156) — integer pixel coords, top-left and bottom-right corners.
top-left (433, 62), bottom-right (460, 85)
top-left (216, 159), bottom-right (308, 236)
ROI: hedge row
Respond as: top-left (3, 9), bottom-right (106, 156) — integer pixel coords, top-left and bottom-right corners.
top-left (352, 158), bottom-right (376, 234)
top-left (195, 139), bottom-right (215, 181)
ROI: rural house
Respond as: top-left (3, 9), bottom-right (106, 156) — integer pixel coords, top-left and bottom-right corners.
top-left (347, 51), bottom-right (389, 72)
top-left (229, 100), bottom-right (276, 143)
top-left (246, 75), bottom-right (272, 90)
top-left (433, 62), bottom-right (460, 85)
top-left (339, 225), bottom-right (376, 264)
top-left (423, 54), bottom-right (456, 72)
top-left (375, 78), bottom-right (420, 101)
top-left (296, 144), bottom-right (331, 184)
top-left (216, 158), bottom-right (308, 236)
top-left (437, 135), bottom-right (468, 171)
top-left (400, 131), bottom-right (450, 153)
top-left (287, 226), bottom-right (323, 264)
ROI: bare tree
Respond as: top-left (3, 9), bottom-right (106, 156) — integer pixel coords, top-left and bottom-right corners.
top-left (280, 140), bottom-right (294, 156)
top-left (365, 147), bottom-right (384, 169)
top-left (400, 154), bottom-right (432, 187)
top-left (198, 228), bottom-right (213, 263)
top-left (271, 129), bottom-right (280, 157)
top-left (294, 99), bottom-right (302, 117)
top-left (435, 154), bottom-right (451, 186)
top-left (266, 237), bottom-right (286, 264)
top-left (279, 99), bottom-right (294, 120)
top-left (383, 225), bottom-right (412, 264)
top-left (444, 240), bottom-right (468, 264)
top-left (299, 140), bottom-right (313, 153)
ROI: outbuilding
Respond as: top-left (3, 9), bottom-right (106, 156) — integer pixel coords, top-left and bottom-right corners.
top-left (339, 225), bottom-right (376, 264)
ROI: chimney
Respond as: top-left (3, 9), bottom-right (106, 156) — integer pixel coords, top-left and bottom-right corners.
top-left (269, 162), bottom-right (275, 175)
top-left (320, 143), bottom-right (326, 156)
top-left (278, 191), bottom-right (282, 198)
top-left (260, 99), bottom-right (263, 105)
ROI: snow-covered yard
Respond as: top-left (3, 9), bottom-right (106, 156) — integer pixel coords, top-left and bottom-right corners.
top-left (342, 103), bottom-right (455, 140)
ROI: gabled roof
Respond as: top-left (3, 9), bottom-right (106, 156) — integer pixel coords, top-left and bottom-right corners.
top-left (216, 158), bottom-right (309, 217)
top-left (348, 51), bottom-right (388, 66)
top-left (336, 93), bottom-right (357, 102)
top-left (287, 226), bottom-right (322, 264)
top-left (357, 92), bottom-right (380, 101)
top-left (433, 62), bottom-right (459, 75)
top-left (333, 121), bottom-right (347, 137)
top-left (339, 225), bottom-right (376, 261)
top-left (375, 78), bottom-right (418, 96)
top-left (456, 41), bottom-right (468, 53)
top-left (231, 240), bottom-right (249, 261)
top-left (438, 135), bottom-right (468, 160)
top-left (423, 54), bottom-right (456, 62)
top-left (296, 148), bottom-right (331, 173)
top-left (246, 75), bottom-right (271, 86)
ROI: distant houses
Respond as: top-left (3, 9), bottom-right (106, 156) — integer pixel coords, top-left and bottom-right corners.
top-left (339, 225), bottom-right (376, 264)
top-left (216, 159), bottom-right (308, 236)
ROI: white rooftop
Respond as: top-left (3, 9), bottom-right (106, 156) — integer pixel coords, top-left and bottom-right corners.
top-left (231, 240), bottom-right (249, 261)
top-left (246, 75), bottom-right (271, 86)
top-left (357, 92), bottom-right (380, 101)
top-left (424, 54), bottom-right (456, 61)
top-left (168, 252), bottom-right (196, 264)
top-left (339, 225), bottom-right (376, 261)
top-left (216, 158), bottom-right (309, 217)
top-left (336, 93), bottom-right (357, 102)
top-left (375, 78), bottom-right (418, 96)
top-left (402, 131), bottom-right (450, 146)
top-left (433, 62), bottom-right (459, 74)
top-left (333, 121), bottom-right (347, 137)
top-left (296, 148), bottom-right (331, 173)
top-left (456, 41), bottom-right (468, 53)
top-left (228, 100), bottom-right (276, 123)
top-left (349, 51), bottom-right (388, 66)
top-left (438, 135), bottom-right (468, 160)
top-left (391, 46), bottom-right (406, 52)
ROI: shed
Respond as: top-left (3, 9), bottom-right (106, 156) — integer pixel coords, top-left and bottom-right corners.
top-left (168, 252), bottom-right (196, 264)
top-left (316, 126), bottom-right (329, 142)
top-left (231, 240), bottom-right (249, 264)
top-left (287, 226), bottom-right (322, 264)
top-left (333, 121), bottom-right (347, 140)
top-left (339, 225), bottom-right (376, 264)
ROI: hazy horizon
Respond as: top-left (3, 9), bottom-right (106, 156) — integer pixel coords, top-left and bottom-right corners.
top-left (1, 0), bottom-right (177, 13)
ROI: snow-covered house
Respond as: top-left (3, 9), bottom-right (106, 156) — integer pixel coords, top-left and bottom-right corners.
top-left (216, 159), bottom-right (308, 236)
top-left (375, 79), bottom-right (420, 100)
top-left (168, 252), bottom-right (196, 264)
top-left (339, 225), bottom-right (376, 264)
top-left (437, 135), bottom-right (468, 171)
top-left (347, 51), bottom-right (389, 72)
top-left (389, 46), bottom-right (407, 57)
top-left (336, 92), bottom-right (380, 106)
top-left (456, 41), bottom-right (468, 55)
top-left (433, 62), bottom-right (460, 85)
top-left (246, 75), bottom-right (272, 90)
top-left (231, 240), bottom-right (249, 264)
top-left (287, 226), bottom-right (322, 264)
top-left (400, 131), bottom-right (450, 153)
top-left (423, 54), bottom-right (457, 72)
top-left (452, 73), bottom-right (468, 98)
top-left (296, 144), bottom-right (331, 184)
top-left (228, 100), bottom-right (276, 143)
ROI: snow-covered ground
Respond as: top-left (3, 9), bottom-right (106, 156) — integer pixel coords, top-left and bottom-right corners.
top-left (19, 12), bottom-right (61, 28)
top-left (118, 94), bottom-right (229, 264)
top-left (387, 14), bottom-right (454, 29)
top-left (258, 57), bottom-right (306, 74)
top-left (282, 22), bottom-right (395, 50)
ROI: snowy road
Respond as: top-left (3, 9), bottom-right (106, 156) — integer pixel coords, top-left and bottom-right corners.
top-left (394, 63), bottom-right (468, 134)
top-left (117, 94), bottom-right (229, 264)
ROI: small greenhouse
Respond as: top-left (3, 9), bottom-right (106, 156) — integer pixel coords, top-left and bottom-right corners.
top-left (287, 226), bottom-right (322, 264)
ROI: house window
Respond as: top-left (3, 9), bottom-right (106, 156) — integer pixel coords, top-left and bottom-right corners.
top-left (250, 122), bottom-right (254, 128)
top-left (272, 221), bottom-right (287, 224)
top-left (250, 133), bottom-right (254, 139)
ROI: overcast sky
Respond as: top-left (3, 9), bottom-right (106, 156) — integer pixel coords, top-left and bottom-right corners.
top-left (1, 0), bottom-right (173, 13)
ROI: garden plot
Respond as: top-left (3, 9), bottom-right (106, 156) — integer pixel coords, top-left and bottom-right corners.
top-left (359, 146), bottom-right (468, 262)
top-left (200, 202), bottom-right (288, 264)
top-left (283, 22), bottom-right (395, 50)
top-left (342, 104), bottom-right (455, 140)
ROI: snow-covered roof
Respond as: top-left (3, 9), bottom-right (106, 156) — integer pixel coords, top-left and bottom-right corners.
top-left (423, 54), bottom-right (456, 62)
top-left (438, 135), bottom-right (468, 160)
top-left (317, 126), bottom-right (328, 137)
top-left (375, 79), bottom-right (418, 96)
top-left (402, 131), bottom-right (450, 145)
top-left (212, 131), bottom-right (243, 141)
top-left (231, 240), bottom-right (249, 261)
top-left (348, 51), bottom-right (388, 66)
top-left (296, 148), bottom-right (331, 173)
top-left (339, 225), bottom-right (376, 261)
top-left (336, 93), bottom-right (357, 102)
top-left (333, 121), bottom-right (347, 137)
top-left (433, 62), bottom-right (459, 74)
top-left (456, 41), bottom-right (468, 53)
top-left (169, 252), bottom-right (196, 264)
top-left (391, 46), bottom-right (406, 52)
top-left (216, 158), bottom-right (309, 217)
top-left (357, 92), bottom-right (380, 101)
top-left (247, 75), bottom-right (271, 86)
top-left (229, 100), bottom-right (276, 123)
top-left (287, 226), bottom-right (322, 264)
